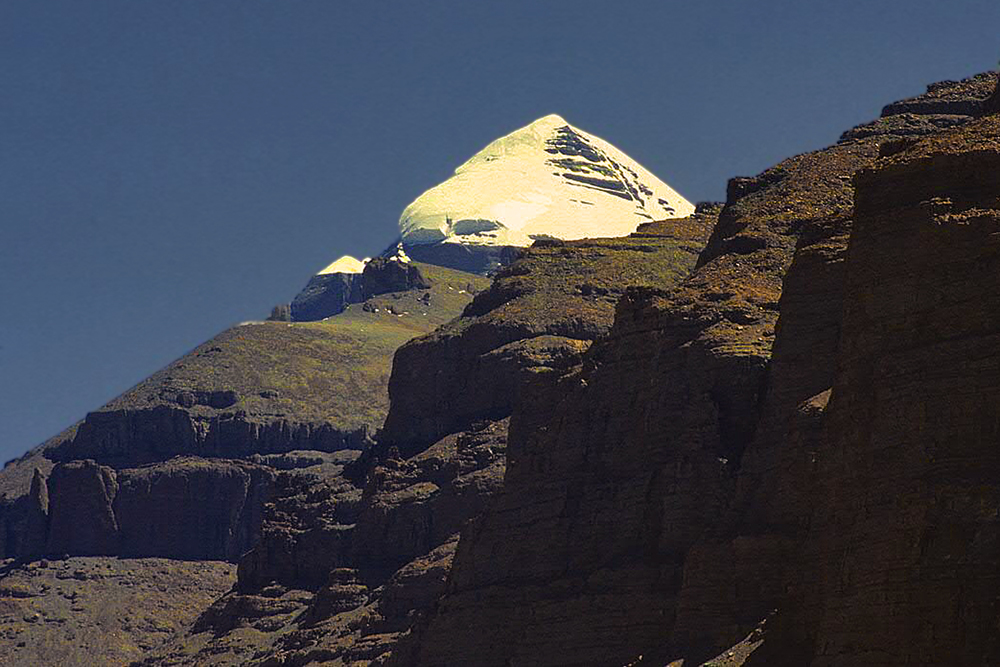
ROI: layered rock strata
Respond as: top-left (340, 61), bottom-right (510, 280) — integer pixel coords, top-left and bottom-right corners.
top-left (29, 457), bottom-right (274, 561)
top-left (381, 209), bottom-right (717, 454)
top-left (7, 71), bottom-right (1000, 667)
top-left (0, 262), bottom-right (486, 561)
top-left (748, 109), bottom-right (1000, 666)
top-left (401, 74), bottom-right (999, 666)
top-left (139, 421), bottom-right (508, 665)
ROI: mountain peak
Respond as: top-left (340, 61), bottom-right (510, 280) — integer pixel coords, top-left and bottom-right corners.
top-left (527, 113), bottom-right (569, 129)
top-left (398, 115), bottom-right (694, 252)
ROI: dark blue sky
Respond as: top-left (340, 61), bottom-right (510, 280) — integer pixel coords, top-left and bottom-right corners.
top-left (2, 0), bottom-right (998, 463)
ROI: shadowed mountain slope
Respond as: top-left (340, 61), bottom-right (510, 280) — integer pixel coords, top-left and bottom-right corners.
top-left (0, 261), bottom-right (488, 566)
top-left (5, 72), bottom-right (1000, 667)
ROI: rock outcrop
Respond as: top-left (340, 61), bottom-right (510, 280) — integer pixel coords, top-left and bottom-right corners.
top-left (839, 73), bottom-right (995, 144)
top-left (40, 458), bottom-right (276, 561)
top-left (359, 257), bottom-right (431, 299)
top-left (291, 271), bottom-right (363, 321)
top-left (0, 469), bottom-right (49, 560)
top-left (986, 72), bottom-right (1000, 115)
top-left (291, 256), bottom-right (433, 322)
top-left (45, 460), bottom-right (120, 557)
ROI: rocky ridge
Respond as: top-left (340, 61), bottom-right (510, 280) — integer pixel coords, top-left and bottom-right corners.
top-left (0, 260), bottom-right (486, 566)
top-left (746, 105), bottom-right (1000, 667)
top-left (3, 71), bottom-right (999, 666)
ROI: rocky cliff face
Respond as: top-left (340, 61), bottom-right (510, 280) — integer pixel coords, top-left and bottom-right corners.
top-left (745, 108), bottom-right (1000, 667)
top-left (396, 74), bottom-right (1000, 666)
top-left (291, 271), bottom-right (363, 321)
top-left (137, 215), bottom-right (714, 665)
top-left (41, 457), bottom-right (275, 560)
top-left (381, 210), bottom-right (716, 453)
top-left (0, 261), bottom-right (485, 565)
top-left (401, 136), bottom-right (879, 667)
top-left (6, 72), bottom-right (1000, 667)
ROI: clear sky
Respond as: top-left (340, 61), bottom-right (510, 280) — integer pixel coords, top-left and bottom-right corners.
top-left (1, 0), bottom-right (998, 464)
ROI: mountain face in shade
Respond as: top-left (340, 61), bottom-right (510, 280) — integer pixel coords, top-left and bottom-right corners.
top-left (4, 73), bottom-right (1000, 667)
top-left (398, 114), bottom-right (695, 251)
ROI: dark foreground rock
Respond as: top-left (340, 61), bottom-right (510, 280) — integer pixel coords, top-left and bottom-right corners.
top-left (747, 107), bottom-right (1000, 667)
top-left (34, 457), bottom-right (274, 561)
top-left (398, 74), bottom-right (999, 666)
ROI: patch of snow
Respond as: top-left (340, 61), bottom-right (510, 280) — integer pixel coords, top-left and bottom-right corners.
top-left (385, 243), bottom-right (412, 263)
top-left (399, 114), bottom-right (694, 247)
top-left (318, 255), bottom-right (366, 275)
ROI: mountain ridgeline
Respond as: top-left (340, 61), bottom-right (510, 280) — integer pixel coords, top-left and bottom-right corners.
top-left (2, 73), bottom-right (1000, 666)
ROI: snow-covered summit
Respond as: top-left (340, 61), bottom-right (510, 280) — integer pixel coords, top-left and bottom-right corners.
top-left (399, 114), bottom-right (694, 248)
top-left (317, 255), bottom-right (368, 275)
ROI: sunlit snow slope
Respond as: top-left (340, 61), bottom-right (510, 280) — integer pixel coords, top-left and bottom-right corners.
top-left (399, 114), bottom-right (694, 248)
top-left (318, 255), bottom-right (367, 275)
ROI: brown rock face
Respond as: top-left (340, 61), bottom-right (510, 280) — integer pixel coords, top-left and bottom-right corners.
top-left (402, 138), bottom-right (878, 667)
top-left (237, 421), bottom-right (507, 594)
top-left (350, 418), bottom-right (507, 578)
top-left (46, 460), bottom-right (119, 556)
top-left (114, 458), bottom-right (275, 560)
top-left (749, 114), bottom-right (1000, 666)
top-left (43, 458), bottom-right (275, 560)
top-left (360, 257), bottom-right (432, 299)
top-left (879, 72), bottom-right (996, 117)
top-left (159, 422), bottom-right (507, 665)
top-left (667, 75), bottom-right (1000, 666)
top-left (403, 75), bottom-right (1000, 666)
top-left (236, 466), bottom-right (361, 592)
top-left (840, 72), bottom-right (996, 144)
top-left (986, 73), bottom-right (1000, 115)
top-left (381, 213), bottom-right (716, 453)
